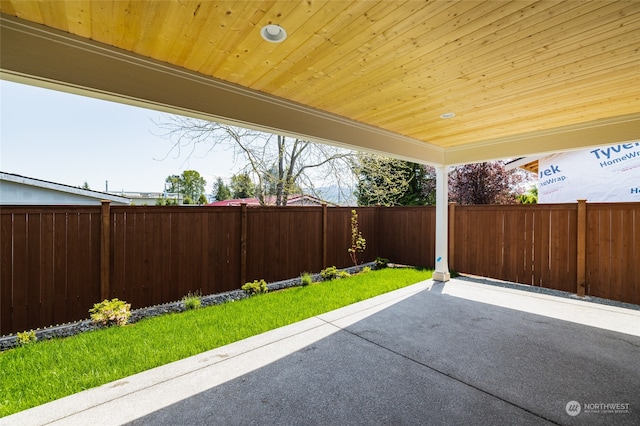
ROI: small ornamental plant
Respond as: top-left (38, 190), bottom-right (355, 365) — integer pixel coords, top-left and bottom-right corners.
top-left (375, 257), bottom-right (389, 269)
top-left (89, 298), bottom-right (131, 326)
top-left (348, 209), bottom-right (366, 266)
top-left (241, 279), bottom-right (269, 295)
top-left (182, 291), bottom-right (202, 310)
top-left (320, 266), bottom-right (339, 281)
top-left (300, 273), bottom-right (313, 287)
top-left (338, 270), bottom-right (351, 279)
top-left (16, 330), bottom-right (37, 346)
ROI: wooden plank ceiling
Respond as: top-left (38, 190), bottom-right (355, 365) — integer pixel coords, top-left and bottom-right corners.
top-left (1, 0), bottom-right (639, 163)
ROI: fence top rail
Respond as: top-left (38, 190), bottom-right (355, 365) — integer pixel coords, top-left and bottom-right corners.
top-left (584, 202), bottom-right (640, 210)
top-left (455, 203), bottom-right (579, 211)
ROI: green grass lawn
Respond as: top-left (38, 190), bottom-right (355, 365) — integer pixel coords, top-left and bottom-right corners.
top-left (0, 268), bottom-right (432, 417)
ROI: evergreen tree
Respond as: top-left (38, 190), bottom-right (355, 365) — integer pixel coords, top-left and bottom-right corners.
top-left (230, 173), bottom-right (256, 198)
top-left (212, 177), bottom-right (232, 201)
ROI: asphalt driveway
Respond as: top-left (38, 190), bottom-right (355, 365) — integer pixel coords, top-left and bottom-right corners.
top-left (3, 277), bottom-right (639, 425)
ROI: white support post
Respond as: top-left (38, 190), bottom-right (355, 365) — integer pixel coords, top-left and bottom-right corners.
top-left (433, 165), bottom-right (451, 282)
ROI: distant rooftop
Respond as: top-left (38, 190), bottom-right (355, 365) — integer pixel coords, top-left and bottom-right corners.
top-left (0, 171), bottom-right (131, 205)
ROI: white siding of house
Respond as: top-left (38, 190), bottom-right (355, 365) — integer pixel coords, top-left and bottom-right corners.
top-left (0, 178), bottom-right (130, 205)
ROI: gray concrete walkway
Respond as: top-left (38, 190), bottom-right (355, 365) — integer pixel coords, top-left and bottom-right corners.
top-left (3, 278), bottom-right (640, 426)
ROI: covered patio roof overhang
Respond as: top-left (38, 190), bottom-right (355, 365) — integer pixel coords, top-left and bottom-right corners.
top-left (1, 1), bottom-right (639, 281)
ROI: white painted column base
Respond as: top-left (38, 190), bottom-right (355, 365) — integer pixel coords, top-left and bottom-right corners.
top-left (433, 271), bottom-right (451, 282)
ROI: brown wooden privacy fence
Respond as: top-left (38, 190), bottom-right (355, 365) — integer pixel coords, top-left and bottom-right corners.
top-left (1, 202), bottom-right (638, 335)
top-left (0, 204), bottom-right (408, 335)
top-left (1, 207), bottom-right (102, 336)
top-left (451, 202), bottom-right (640, 305)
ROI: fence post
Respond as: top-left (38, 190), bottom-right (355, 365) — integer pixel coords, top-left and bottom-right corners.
top-left (576, 199), bottom-right (587, 296)
top-left (100, 200), bottom-right (111, 300)
top-left (240, 203), bottom-right (247, 286)
top-left (448, 202), bottom-right (456, 272)
top-left (375, 205), bottom-right (381, 263)
top-left (322, 204), bottom-right (328, 269)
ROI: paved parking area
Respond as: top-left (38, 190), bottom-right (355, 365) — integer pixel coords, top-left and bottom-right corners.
top-left (3, 277), bottom-right (640, 425)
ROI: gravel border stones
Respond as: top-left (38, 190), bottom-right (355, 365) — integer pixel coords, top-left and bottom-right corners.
top-left (0, 262), bottom-right (376, 352)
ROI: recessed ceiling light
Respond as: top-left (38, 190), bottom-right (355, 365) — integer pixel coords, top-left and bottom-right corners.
top-left (260, 24), bottom-right (287, 43)
top-left (440, 112), bottom-right (456, 119)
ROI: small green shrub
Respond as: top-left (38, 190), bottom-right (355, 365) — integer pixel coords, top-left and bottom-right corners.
top-left (362, 266), bottom-right (372, 274)
top-left (89, 298), bottom-right (131, 326)
top-left (338, 270), bottom-right (351, 279)
top-left (242, 279), bottom-right (268, 295)
top-left (320, 266), bottom-right (339, 280)
top-left (16, 330), bottom-right (37, 346)
top-left (375, 257), bottom-right (390, 269)
top-left (182, 291), bottom-right (202, 310)
top-left (300, 273), bottom-right (313, 287)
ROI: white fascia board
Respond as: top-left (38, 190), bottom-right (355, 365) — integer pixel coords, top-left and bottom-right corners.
top-left (444, 113), bottom-right (640, 166)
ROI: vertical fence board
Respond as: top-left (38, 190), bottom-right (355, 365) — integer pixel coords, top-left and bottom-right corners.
top-left (159, 211), bottom-right (173, 303)
top-left (12, 213), bottom-right (28, 333)
top-left (78, 210), bottom-right (99, 322)
top-left (610, 209), bottom-right (624, 302)
top-left (565, 207), bottom-right (578, 293)
top-left (455, 207), bottom-right (469, 274)
top-left (143, 211), bottom-right (155, 305)
top-left (622, 207), bottom-right (638, 304)
top-left (600, 208), bottom-right (613, 300)
top-left (589, 207), bottom-right (606, 298)
top-left (42, 213), bottom-right (56, 326)
top-left (66, 212), bottom-right (81, 320)
top-left (502, 209), bottom-right (519, 282)
top-left (111, 210), bottom-right (126, 299)
top-left (523, 209), bottom-right (535, 285)
top-left (1, 213), bottom-right (15, 334)
top-left (25, 213), bottom-right (42, 331)
top-left (51, 213), bottom-right (67, 327)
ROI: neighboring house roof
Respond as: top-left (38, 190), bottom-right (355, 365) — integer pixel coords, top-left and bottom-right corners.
top-left (0, 172), bottom-right (131, 205)
top-left (208, 198), bottom-right (261, 207)
top-left (208, 194), bottom-right (336, 207)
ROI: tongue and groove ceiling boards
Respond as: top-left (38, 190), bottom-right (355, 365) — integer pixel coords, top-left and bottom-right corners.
top-left (1, 1), bottom-right (639, 165)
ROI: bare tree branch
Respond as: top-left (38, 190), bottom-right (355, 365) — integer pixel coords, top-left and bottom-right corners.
top-left (155, 114), bottom-right (356, 205)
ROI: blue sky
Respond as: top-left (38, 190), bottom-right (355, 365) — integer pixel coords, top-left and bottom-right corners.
top-left (0, 80), bottom-right (235, 194)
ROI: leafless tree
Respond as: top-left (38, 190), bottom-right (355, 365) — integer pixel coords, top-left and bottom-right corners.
top-left (155, 115), bottom-right (355, 205)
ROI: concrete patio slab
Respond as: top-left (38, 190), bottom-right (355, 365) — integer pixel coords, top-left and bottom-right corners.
top-left (3, 277), bottom-right (639, 426)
